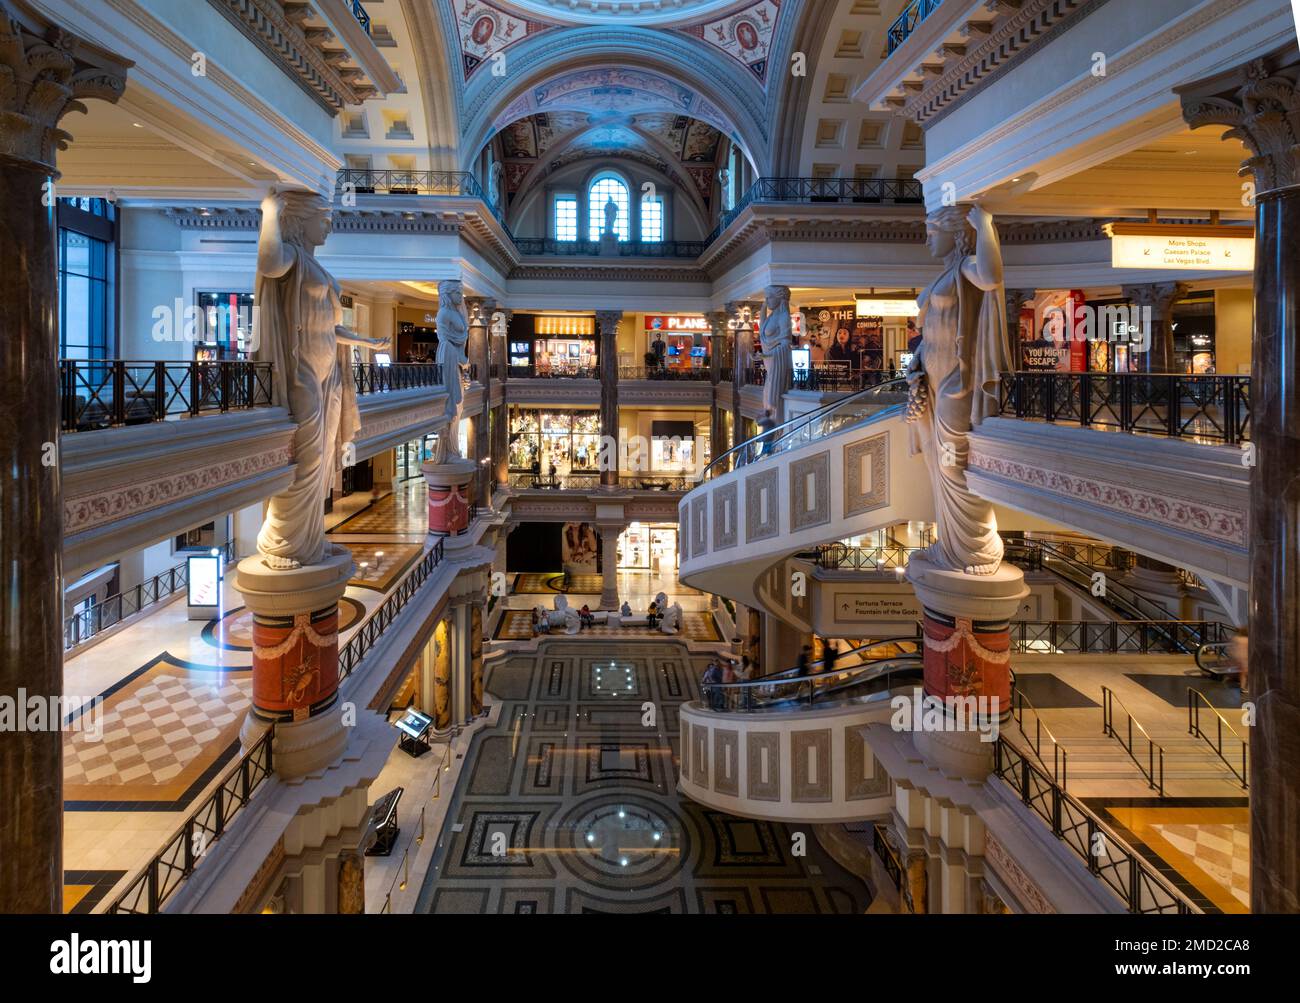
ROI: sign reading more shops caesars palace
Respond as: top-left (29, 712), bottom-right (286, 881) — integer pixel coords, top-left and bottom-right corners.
top-left (1104, 222), bottom-right (1255, 271)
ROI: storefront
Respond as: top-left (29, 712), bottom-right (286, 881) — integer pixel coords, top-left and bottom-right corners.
top-left (397, 434), bottom-right (436, 479)
top-left (643, 315), bottom-right (710, 370)
top-left (508, 407), bottom-right (602, 478)
top-left (801, 304), bottom-right (915, 373)
top-left (618, 522), bottom-right (678, 574)
top-left (195, 291), bottom-right (254, 360)
top-left (508, 315), bottom-right (598, 376)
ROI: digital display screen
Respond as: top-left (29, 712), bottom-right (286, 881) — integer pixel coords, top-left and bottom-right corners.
top-left (187, 556), bottom-right (221, 608)
top-left (792, 348), bottom-right (811, 373)
top-left (394, 709), bottom-right (432, 740)
top-left (374, 352), bottom-right (392, 366)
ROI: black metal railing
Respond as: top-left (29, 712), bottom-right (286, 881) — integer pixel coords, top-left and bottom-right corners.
top-left (811, 542), bottom-right (919, 571)
top-left (998, 372), bottom-right (1252, 444)
top-left (61, 359), bottom-right (274, 432)
top-left (350, 0), bottom-right (371, 33)
top-left (65, 542), bottom-right (236, 651)
top-left (707, 177), bottom-right (924, 245)
top-left (506, 365), bottom-right (599, 380)
top-left (745, 365), bottom-right (908, 392)
top-left (1187, 688), bottom-right (1249, 788)
top-left (111, 536), bottom-right (448, 913)
top-left (1101, 685), bottom-right (1165, 797)
top-left (872, 824), bottom-right (904, 892)
top-left (512, 237), bottom-right (706, 258)
top-left (887, 0), bottom-right (944, 53)
top-left (619, 366), bottom-right (712, 381)
top-left (334, 169), bottom-right (510, 232)
top-left (1011, 686), bottom-right (1068, 789)
top-left (110, 727), bottom-right (274, 914)
top-left (507, 471), bottom-right (603, 491)
top-left (994, 739), bottom-right (1198, 914)
top-left (353, 362), bottom-right (442, 395)
top-left (1008, 619), bottom-right (1231, 655)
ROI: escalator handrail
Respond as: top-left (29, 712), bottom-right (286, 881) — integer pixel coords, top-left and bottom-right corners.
top-left (1194, 639), bottom-right (1237, 674)
top-left (698, 376), bottom-right (908, 483)
top-left (700, 634), bottom-right (923, 693)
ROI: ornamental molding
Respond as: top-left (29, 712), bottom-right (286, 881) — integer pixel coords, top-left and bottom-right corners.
top-left (65, 445), bottom-right (294, 533)
top-left (0, 0), bottom-right (131, 172)
top-left (968, 451), bottom-right (1246, 547)
top-left (206, 0), bottom-right (366, 113)
top-left (984, 831), bottom-right (1056, 915)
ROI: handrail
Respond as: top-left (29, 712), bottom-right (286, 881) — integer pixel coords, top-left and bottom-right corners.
top-left (1100, 685), bottom-right (1165, 796)
top-left (1195, 640), bottom-right (1240, 679)
top-left (994, 738), bottom-right (1199, 913)
top-left (700, 376), bottom-right (908, 482)
top-left (887, 0), bottom-right (945, 54)
top-left (872, 824), bottom-right (904, 892)
top-left (61, 359), bottom-right (274, 432)
top-left (1010, 686), bottom-right (1068, 789)
top-left (353, 362), bottom-right (442, 395)
top-left (110, 536), bottom-right (450, 913)
top-left (1009, 619), bottom-right (1231, 655)
top-left (1187, 688), bottom-right (1248, 788)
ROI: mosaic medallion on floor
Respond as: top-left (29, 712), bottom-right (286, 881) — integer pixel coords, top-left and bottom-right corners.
top-left (202, 596), bottom-right (366, 652)
top-left (494, 609), bottom-right (721, 642)
top-left (416, 640), bottom-right (871, 914)
top-left (63, 652), bottom-right (252, 810)
top-left (337, 542), bottom-right (425, 592)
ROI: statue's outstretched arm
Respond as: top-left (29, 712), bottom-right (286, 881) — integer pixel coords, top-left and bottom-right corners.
top-left (961, 203), bottom-right (1004, 292)
top-left (335, 325), bottom-right (388, 349)
top-left (257, 191), bottom-right (295, 279)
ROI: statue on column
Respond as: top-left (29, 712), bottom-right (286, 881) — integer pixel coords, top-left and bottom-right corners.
top-left (253, 189), bottom-right (388, 569)
top-left (905, 203), bottom-right (1010, 575)
top-left (432, 279), bottom-right (470, 463)
top-left (759, 285), bottom-right (793, 423)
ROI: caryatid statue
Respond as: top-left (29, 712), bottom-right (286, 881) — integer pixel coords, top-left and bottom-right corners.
top-left (432, 279), bottom-right (470, 463)
top-left (905, 203), bottom-right (1011, 575)
top-left (758, 284), bottom-right (794, 423)
top-left (253, 189), bottom-right (388, 570)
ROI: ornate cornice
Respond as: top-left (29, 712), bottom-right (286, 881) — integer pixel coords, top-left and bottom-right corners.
top-left (206, 0), bottom-right (368, 114)
top-left (1179, 52), bottom-right (1300, 193)
top-left (0, 0), bottom-right (131, 172)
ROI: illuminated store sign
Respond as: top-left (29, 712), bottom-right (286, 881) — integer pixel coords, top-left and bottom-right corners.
top-left (854, 296), bottom-right (920, 317)
top-left (645, 315), bottom-right (711, 333)
top-left (1104, 223), bottom-right (1254, 271)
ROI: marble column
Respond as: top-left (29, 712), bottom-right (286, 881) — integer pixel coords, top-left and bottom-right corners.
top-left (1180, 52), bottom-right (1300, 913)
top-left (707, 310), bottom-right (729, 458)
top-left (491, 309), bottom-right (511, 492)
top-left (599, 524), bottom-right (620, 610)
top-left (467, 298), bottom-right (493, 508)
top-left (1122, 281), bottom-right (1188, 373)
top-left (596, 310), bottom-right (622, 488)
top-left (1003, 288), bottom-right (1035, 369)
top-left (0, 4), bottom-right (129, 914)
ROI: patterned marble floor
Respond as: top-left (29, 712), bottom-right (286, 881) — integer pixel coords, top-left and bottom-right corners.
top-left (415, 640), bottom-right (871, 914)
top-left (494, 608), bottom-right (722, 642)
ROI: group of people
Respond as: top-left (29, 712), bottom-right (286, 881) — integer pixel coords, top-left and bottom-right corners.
top-left (701, 654), bottom-right (755, 711)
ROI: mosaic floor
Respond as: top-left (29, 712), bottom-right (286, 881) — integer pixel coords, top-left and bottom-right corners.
top-left (494, 608), bottom-right (722, 642)
top-left (415, 640), bottom-right (871, 914)
top-left (512, 572), bottom-right (701, 596)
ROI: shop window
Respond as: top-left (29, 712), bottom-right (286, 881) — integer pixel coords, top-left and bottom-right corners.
top-left (640, 196), bottom-right (664, 242)
top-left (508, 409), bottom-right (601, 477)
top-left (57, 197), bottom-right (116, 361)
top-left (195, 292), bottom-right (255, 360)
top-left (588, 174), bottom-right (630, 241)
top-left (554, 195), bottom-right (578, 242)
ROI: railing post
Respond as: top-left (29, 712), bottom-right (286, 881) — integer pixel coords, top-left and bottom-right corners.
top-left (113, 360), bottom-right (126, 426)
top-left (1167, 374), bottom-right (1179, 437)
top-left (154, 361), bottom-right (166, 421)
top-left (188, 360), bottom-right (200, 417)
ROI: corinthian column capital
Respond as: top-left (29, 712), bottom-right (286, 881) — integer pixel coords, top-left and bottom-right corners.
top-left (1178, 51), bottom-right (1300, 193)
top-left (0, 0), bottom-right (132, 172)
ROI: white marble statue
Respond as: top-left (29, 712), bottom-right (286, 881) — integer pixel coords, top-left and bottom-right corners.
top-left (431, 279), bottom-right (470, 464)
top-left (759, 284), bottom-right (793, 423)
top-left (252, 189), bottom-right (388, 569)
top-left (603, 197), bottom-right (619, 237)
top-left (659, 602), bottom-right (683, 635)
top-left (905, 203), bottom-right (1010, 575)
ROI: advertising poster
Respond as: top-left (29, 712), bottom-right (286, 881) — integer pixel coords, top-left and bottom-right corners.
top-left (1022, 290), bottom-right (1087, 371)
top-left (562, 522), bottom-right (598, 572)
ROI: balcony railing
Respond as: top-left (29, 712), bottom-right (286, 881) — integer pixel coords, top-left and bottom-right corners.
top-left (745, 365), bottom-right (909, 393)
top-left (61, 359), bottom-right (274, 433)
top-left (1009, 619), bottom-right (1232, 655)
top-left (353, 362), bottom-right (442, 395)
top-left (513, 237), bottom-right (706, 258)
top-left (110, 536), bottom-right (448, 914)
top-left (507, 472), bottom-right (692, 492)
top-left (619, 366), bottom-right (712, 382)
top-left (998, 371), bottom-right (1252, 444)
top-left (887, 0), bottom-right (944, 54)
top-left (507, 365), bottom-right (599, 381)
top-left (350, 0), bottom-right (371, 34)
top-left (64, 541), bottom-right (237, 651)
top-left (334, 169), bottom-right (510, 232)
top-left (707, 177), bottom-right (924, 245)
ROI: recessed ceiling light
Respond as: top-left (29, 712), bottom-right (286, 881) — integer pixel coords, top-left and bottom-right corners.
top-left (1011, 177), bottom-right (1021, 182)
top-left (132, 122), bottom-right (143, 128)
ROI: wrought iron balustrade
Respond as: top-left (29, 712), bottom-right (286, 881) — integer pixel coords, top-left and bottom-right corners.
top-left (65, 542), bottom-right (236, 651)
top-left (351, 0), bottom-right (371, 34)
top-left (353, 362), bottom-right (442, 394)
top-left (506, 365), bottom-right (599, 380)
top-left (887, 0), bottom-right (945, 53)
top-left (618, 366), bottom-right (712, 381)
top-left (998, 371), bottom-right (1252, 444)
top-left (706, 177), bottom-right (924, 245)
top-left (512, 237), bottom-right (705, 258)
top-left (60, 359), bottom-right (274, 432)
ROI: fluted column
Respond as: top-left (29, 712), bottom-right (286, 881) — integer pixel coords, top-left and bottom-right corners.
top-left (596, 310), bottom-right (622, 488)
top-left (0, 3), bottom-right (129, 914)
top-left (1122, 281), bottom-right (1189, 373)
top-left (1180, 51), bottom-right (1300, 913)
top-left (1003, 288), bottom-right (1034, 369)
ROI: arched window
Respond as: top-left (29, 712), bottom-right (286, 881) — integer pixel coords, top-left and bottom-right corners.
top-left (588, 174), bottom-right (630, 241)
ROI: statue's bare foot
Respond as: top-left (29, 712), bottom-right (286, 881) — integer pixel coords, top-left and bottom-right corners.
top-left (265, 554), bottom-right (301, 570)
top-left (963, 561), bottom-right (999, 576)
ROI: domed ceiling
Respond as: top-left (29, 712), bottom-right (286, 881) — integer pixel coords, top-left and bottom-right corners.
top-left (504, 1), bottom-right (746, 27)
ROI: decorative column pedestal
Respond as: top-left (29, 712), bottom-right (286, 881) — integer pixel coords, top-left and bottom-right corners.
top-left (598, 524), bottom-right (620, 610)
top-left (236, 546), bottom-right (354, 779)
top-left (423, 456), bottom-right (476, 538)
top-left (907, 554), bottom-right (1027, 780)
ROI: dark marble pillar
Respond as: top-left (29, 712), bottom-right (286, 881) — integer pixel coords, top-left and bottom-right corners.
top-left (467, 298), bottom-right (492, 507)
top-left (1122, 281), bottom-right (1188, 373)
top-left (0, 2), bottom-right (129, 914)
top-left (596, 310), bottom-right (622, 488)
top-left (1003, 288), bottom-right (1034, 369)
top-left (491, 310), bottom-right (511, 492)
top-left (1181, 52), bottom-right (1300, 914)
top-left (707, 311), bottom-right (729, 459)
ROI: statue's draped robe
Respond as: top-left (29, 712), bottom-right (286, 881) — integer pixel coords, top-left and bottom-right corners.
top-left (255, 247), bottom-right (359, 566)
top-left (909, 251), bottom-right (1008, 573)
top-left (759, 309), bottom-right (793, 422)
top-left (434, 306), bottom-right (468, 460)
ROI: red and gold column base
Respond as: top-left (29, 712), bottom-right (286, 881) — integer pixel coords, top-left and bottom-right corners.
top-left (920, 609), bottom-right (1012, 720)
top-left (423, 457), bottom-right (477, 537)
top-left (250, 606), bottom-right (341, 723)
